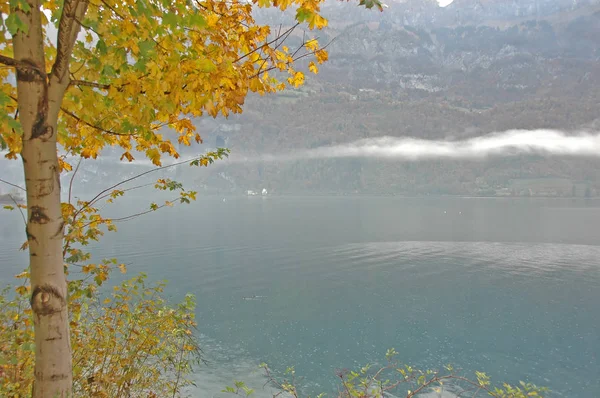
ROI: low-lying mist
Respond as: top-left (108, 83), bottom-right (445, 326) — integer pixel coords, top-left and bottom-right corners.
top-left (231, 129), bottom-right (600, 163)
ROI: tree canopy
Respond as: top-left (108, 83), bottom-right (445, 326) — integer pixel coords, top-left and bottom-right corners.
top-left (0, 0), bottom-right (382, 396)
top-left (0, 0), bottom-right (382, 167)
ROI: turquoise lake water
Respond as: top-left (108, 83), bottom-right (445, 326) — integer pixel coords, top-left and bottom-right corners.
top-left (1, 196), bottom-right (599, 397)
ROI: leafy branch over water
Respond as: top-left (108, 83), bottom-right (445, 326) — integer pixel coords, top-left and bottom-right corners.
top-left (225, 348), bottom-right (548, 398)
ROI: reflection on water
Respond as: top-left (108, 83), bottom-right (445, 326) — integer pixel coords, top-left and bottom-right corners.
top-left (1, 197), bottom-right (600, 397)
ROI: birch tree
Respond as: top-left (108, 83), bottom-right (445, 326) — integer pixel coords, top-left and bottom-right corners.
top-left (0, 0), bottom-right (383, 396)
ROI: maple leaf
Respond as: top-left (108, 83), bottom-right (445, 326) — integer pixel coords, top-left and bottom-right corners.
top-left (120, 152), bottom-right (134, 162)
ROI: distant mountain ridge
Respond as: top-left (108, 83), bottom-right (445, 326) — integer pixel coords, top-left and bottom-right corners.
top-left (192, 0), bottom-right (600, 196)
top-left (3, 0), bottom-right (600, 197)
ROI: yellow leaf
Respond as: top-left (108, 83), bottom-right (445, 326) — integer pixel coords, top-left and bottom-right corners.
top-left (120, 152), bottom-right (134, 162)
top-left (305, 39), bottom-right (319, 52)
top-left (58, 157), bottom-right (73, 172)
top-left (15, 271), bottom-right (29, 279)
top-left (315, 49), bottom-right (329, 64)
top-left (15, 285), bottom-right (29, 296)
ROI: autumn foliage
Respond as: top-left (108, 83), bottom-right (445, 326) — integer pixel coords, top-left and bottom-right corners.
top-left (0, 0), bottom-right (386, 395)
top-left (0, 0), bottom-right (346, 166)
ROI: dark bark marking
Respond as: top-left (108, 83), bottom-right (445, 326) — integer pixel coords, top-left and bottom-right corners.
top-left (29, 205), bottom-right (50, 224)
top-left (30, 93), bottom-right (50, 141)
top-left (52, 221), bottom-right (64, 238)
top-left (49, 374), bottom-right (69, 381)
top-left (53, 164), bottom-right (61, 192)
top-left (30, 175), bottom-right (55, 198)
top-left (26, 225), bottom-right (38, 243)
top-left (33, 371), bottom-right (70, 382)
top-left (15, 59), bottom-right (45, 83)
top-left (30, 284), bottom-right (66, 315)
top-left (16, 58), bottom-right (50, 141)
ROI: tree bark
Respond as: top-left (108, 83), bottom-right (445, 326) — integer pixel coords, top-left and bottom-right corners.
top-left (12, 0), bottom-right (87, 396)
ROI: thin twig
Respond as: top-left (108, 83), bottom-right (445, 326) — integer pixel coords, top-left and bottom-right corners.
top-left (69, 157), bottom-right (83, 205)
top-left (8, 194), bottom-right (26, 226)
top-left (71, 155), bottom-right (203, 222)
top-left (234, 23), bottom-right (300, 64)
top-left (61, 106), bottom-right (126, 136)
top-left (0, 178), bottom-right (25, 192)
top-left (69, 79), bottom-right (110, 89)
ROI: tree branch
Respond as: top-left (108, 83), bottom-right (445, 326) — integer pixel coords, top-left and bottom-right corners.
top-left (7, 194), bottom-right (27, 226)
top-left (72, 156), bottom-right (198, 222)
top-left (234, 23), bottom-right (300, 64)
top-left (60, 106), bottom-right (129, 136)
top-left (0, 178), bottom-right (26, 192)
top-left (52, 0), bottom-right (90, 83)
top-left (68, 157), bottom-right (82, 205)
top-left (0, 55), bottom-right (45, 78)
top-left (69, 80), bottom-right (110, 90)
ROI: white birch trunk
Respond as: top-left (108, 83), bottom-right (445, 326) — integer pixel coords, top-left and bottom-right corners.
top-left (12, 1), bottom-right (88, 396)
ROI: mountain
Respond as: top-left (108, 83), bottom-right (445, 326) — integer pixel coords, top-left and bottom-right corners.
top-left (180, 0), bottom-right (600, 196)
top-left (4, 0), bottom-right (600, 197)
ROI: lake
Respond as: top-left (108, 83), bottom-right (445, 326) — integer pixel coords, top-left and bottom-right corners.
top-left (1, 196), bottom-right (599, 397)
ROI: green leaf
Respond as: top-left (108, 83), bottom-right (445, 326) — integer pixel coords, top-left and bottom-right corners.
top-left (134, 59), bottom-right (147, 72)
top-left (9, 0), bottom-right (31, 12)
top-left (5, 13), bottom-right (26, 35)
top-left (96, 39), bottom-right (108, 55)
top-left (163, 12), bottom-right (178, 29)
top-left (22, 342), bottom-right (35, 351)
top-left (138, 40), bottom-right (155, 56)
top-left (295, 8), bottom-right (313, 24)
top-left (101, 64), bottom-right (116, 77)
top-left (189, 13), bottom-right (206, 28)
top-left (0, 91), bottom-right (11, 106)
top-left (3, 205), bottom-right (15, 210)
top-left (7, 117), bottom-right (21, 133)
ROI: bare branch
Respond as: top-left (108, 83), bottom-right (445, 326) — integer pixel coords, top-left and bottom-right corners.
top-left (99, 0), bottom-right (125, 20)
top-left (251, 37), bottom-right (335, 80)
top-left (60, 106), bottom-right (127, 136)
top-left (72, 156), bottom-right (198, 221)
top-left (193, 0), bottom-right (250, 29)
top-left (93, 182), bottom-right (155, 205)
top-left (234, 23), bottom-right (300, 64)
top-left (0, 55), bottom-right (45, 78)
top-left (0, 178), bottom-right (26, 192)
top-left (107, 199), bottom-right (177, 223)
top-left (69, 80), bottom-right (110, 90)
top-left (68, 157), bottom-right (82, 205)
top-left (7, 194), bottom-right (27, 226)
